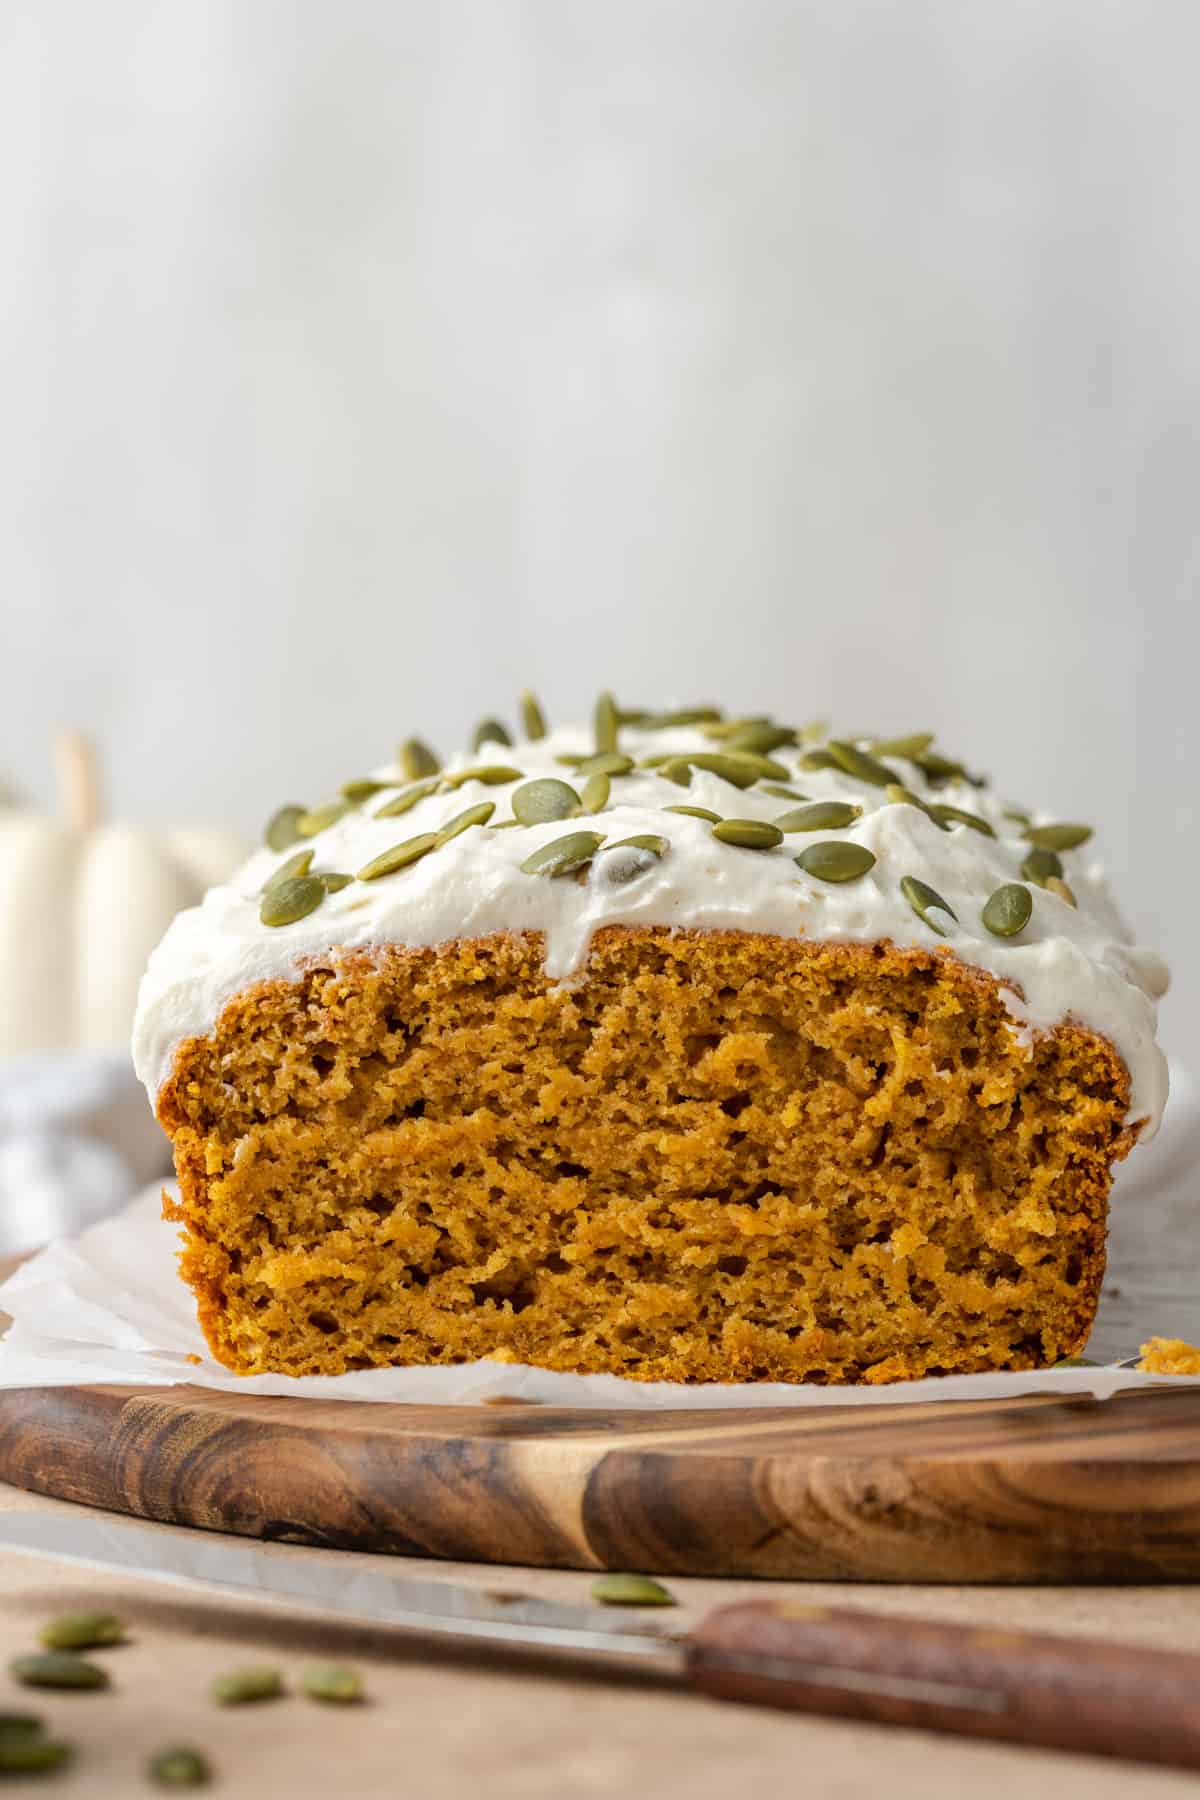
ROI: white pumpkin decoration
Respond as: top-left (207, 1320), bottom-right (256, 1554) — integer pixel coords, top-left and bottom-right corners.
top-left (0, 734), bottom-right (247, 1055)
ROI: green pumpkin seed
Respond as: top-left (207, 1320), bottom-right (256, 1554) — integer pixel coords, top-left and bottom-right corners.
top-left (149, 1746), bottom-right (211, 1787)
top-left (472, 718), bottom-right (512, 752)
top-left (11, 1652), bottom-right (108, 1691)
top-left (927, 803), bottom-right (995, 838)
top-left (661, 757), bottom-right (695, 787)
top-left (489, 819), bottom-right (523, 829)
top-left (712, 819), bottom-right (784, 850)
top-left (775, 801), bottom-right (861, 833)
top-left (796, 841), bottom-right (877, 883)
top-left (644, 707), bottom-right (723, 729)
top-left (319, 872), bottom-right (353, 893)
top-left (721, 722), bottom-right (797, 754)
top-left (264, 804), bottom-right (306, 851)
top-left (340, 778), bottom-right (388, 803)
top-left (399, 737), bottom-right (440, 780)
top-left (800, 718), bottom-right (829, 744)
top-left (663, 804), bottom-right (720, 822)
top-left (900, 875), bottom-right (957, 936)
top-left (799, 747), bottom-right (838, 771)
top-left (520, 831), bottom-right (606, 877)
top-left (555, 752), bottom-right (586, 766)
top-left (437, 803), bottom-right (496, 843)
top-left (520, 691), bottom-right (547, 740)
top-left (885, 782), bottom-right (923, 806)
top-left (302, 1664), bottom-right (364, 1705)
top-left (591, 1573), bottom-right (676, 1607)
top-left (825, 740), bottom-right (894, 788)
top-left (637, 751), bottom-right (675, 768)
top-left (912, 749), bottom-right (984, 788)
top-left (443, 764), bottom-right (523, 789)
top-left (374, 777), bottom-right (439, 818)
top-left (1021, 846), bottom-right (1063, 886)
top-left (260, 875), bottom-right (326, 927)
top-left (580, 772), bottom-right (611, 813)
top-left (982, 883), bottom-right (1033, 937)
top-left (1046, 875), bottom-right (1078, 907)
top-left (262, 849), bottom-right (314, 893)
top-left (573, 751), bottom-right (634, 779)
top-left (210, 1665), bottom-right (284, 1706)
top-left (1003, 806), bottom-right (1033, 827)
top-left (871, 733), bottom-right (934, 758)
top-left (0, 1735), bottom-right (72, 1774)
top-left (1022, 821), bottom-right (1093, 851)
top-left (617, 707), bottom-right (652, 727)
top-left (357, 834), bottom-right (440, 880)
top-left (760, 783), bottom-right (809, 802)
top-left (296, 801), bottom-right (349, 838)
top-left (606, 835), bottom-right (667, 856)
top-left (513, 779), bottom-right (581, 825)
top-left (594, 691), bottom-right (619, 753)
top-left (703, 715), bottom-right (770, 740)
top-left (0, 1715), bottom-right (42, 1740)
top-left (39, 1612), bottom-right (125, 1652)
top-left (674, 753), bottom-right (762, 790)
top-left (598, 837), bottom-right (667, 883)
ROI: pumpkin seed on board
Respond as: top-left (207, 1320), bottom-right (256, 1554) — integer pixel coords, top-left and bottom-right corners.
top-left (594, 692), bottom-right (619, 754)
top-left (296, 801), bottom-right (349, 838)
top-left (825, 741), bottom-right (895, 788)
top-left (520, 692), bottom-right (547, 740)
top-left (437, 803), bottom-right (496, 843)
top-left (871, 732), bottom-right (934, 758)
top-left (39, 1613), bottom-right (125, 1652)
top-left (148, 1746), bottom-right (211, 1788)
top-left (900, 875), bottom-right (957, 937)
top-left (374, 777), bottom-right (439, 818)
top-left (399, 737), bottom-right (440, 780)
top-left (775, 801), bottom-right (861, 833)
top-left (472, 718), bottom-right (513, 752)
top-left (520, 831), bottom-right (606, 877)
top-left (302, 1664), bottom-right (364, 1705)
top-left (580, 772), bottom-right (611, 813)
top-left (260, 875), bottom-right (326, 927)
top-left (573, 751), bottom-right (634, 779)
top-left (512, 779), bottom-right (580, 825)
top-left (443, 764), bottom-right (524, 789)
top-left (982, 883), bottom-right (1033, 938)
top-left (1022, 822), bottom-right (1093, 851)
top-left (209, 1665), bottom-right (284, 1706)
top-left (264, 805), bottom-right (306, 851)
top-left (927, 803), bottom-right (995, 838)
top-left (1021, 846), bottom-right (1063, 886)
top-left (591, 1573), bottom-right (676, 1607)
top-left (796, 841), bottom-right (877, 883)
top-left (11, 1652), bottom-right (108, 1691)
top-left (262, 849), bottom-right (314, 893)
top-left (340, 778), bottom-right (388, 802)
top-left (712, 819), bottom-right (784, 850)
top-left (357, 834), bottom-right (441, 881)
top-left (663, 804), bottom-right (721, 822)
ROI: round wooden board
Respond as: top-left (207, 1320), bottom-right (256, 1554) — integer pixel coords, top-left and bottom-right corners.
top-left (3, 1382), bottom-right (1200, 1582)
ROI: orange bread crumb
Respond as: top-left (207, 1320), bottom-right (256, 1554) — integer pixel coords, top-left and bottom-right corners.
top-left (1137, 1337), bottom-right (1200, 1376)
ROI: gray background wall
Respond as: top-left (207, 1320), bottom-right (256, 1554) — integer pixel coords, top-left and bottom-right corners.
top-left (2, 0), bottom-right (1195, 1054)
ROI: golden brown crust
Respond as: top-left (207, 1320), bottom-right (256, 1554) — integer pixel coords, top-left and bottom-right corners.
top-left (156, 927), bottom-right (1130, 1384)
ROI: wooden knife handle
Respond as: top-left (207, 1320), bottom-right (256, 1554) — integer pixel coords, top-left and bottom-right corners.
top-left (688, 1600), bottom-right (1200, 1769)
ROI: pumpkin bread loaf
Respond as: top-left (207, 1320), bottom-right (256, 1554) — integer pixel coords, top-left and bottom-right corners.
top-left (134, 700), bottom-right (1168, 1384)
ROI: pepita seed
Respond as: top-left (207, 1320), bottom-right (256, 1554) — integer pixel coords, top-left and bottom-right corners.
top-left (1022, 821), bottom-right (1093, 851)
top-left (437, 802), bottom-right (496, 843)
top-left (442, 764), bottom-right (523, 789)
top-left (885, 782), bottom-right (923, 806)
top-left (319, 871), bottom-right (353, 893)
top-left (11, 1652), bottom-right (108, 1691)
top-left (775, 801), bottom-right (861, 833)
top-left (340, 778), bottom-right (388, 803)
top-left (580, 772), bottom-right (611, 813)
top-left (149, 1746), bottom-right (211, 1787)
top-left (1046, 875), bottom-right (1078, 907)
top-left (703, 715), bottom-right (770, 740)
top-left (472, 718), bottom-right (513, 752)
top-left (637, 751), bottom-right (673, 768)
top-left (719, 749), bottom-right (790, 780)
top-left (260, 875), bottom-right (326, 927)
top-left (796, 841), bottom-right (877, 883)
top-left (1004, 806), bottom-right (1033, 827)
top-left (520, 831), bottom-right (606, 877)
top-left (262, 849), bottom-right (314, 893)
top-left (660, 757), bottom-right (694, 787)
top-left (871, 733), bottom-right (934, 758)
top-left (511, 779), bottom-right (580, 825)
top-left (927, 803), bottom-right (995, 838)
top-left (209, 1665), bottom-right (284, 1706)
top-left (674, 753), bottom-right (762, 790)
top-left (520, 691), bottom-right (547, 740)
top-left (302, 1664), bottom-right (364, 1705)
top-left (982, 883), bottom-right (1033, 938)
top-left (594, 691), bottom-right (619, 754)
top-left (264, 804), bottom-right (306, 851)
top-left (825, 740), bottom-right (894, 788)
top-left (574, 751), bottom-right (633, 779)
top-left (721, 722), bottom-right (797, 754)
top-left (912, 749), bottom-right (983, 788)
top-left (555, 752), bottom-right (586, 766)
top-left (760, 784), bottom-right (809, 802)
top-left (663, 804), bottom-right (720, 822)
top-left (799, 747), bottom-right (838, 771)
top-left (39, 1612), bottom-right (125, 1651)
top-left (374, 777), bottom-right (439, 818)
top-left (489, 819), bottom-right (523, 829)
top-left (357, 834), bottom-right (441, 880)
top-left (712, 819), bottom-right (784, 850)
top-left (606, 835), bottom-right (667, 857)
top-left (0, 1736), bottom-right (72, 1774)
top-left (900, 875), bottom-right (957, 936)
top-left (1053, 1354), bottom-right (1099, 1369)
top-left (591, 1573), bottom-right (676, 1607)
top-left (0, 1715), bottom-right (42, 1740)
top-left (296, 801), bottom-right (349, 838)
top-left (1021, 846), bottom-right (1063, 886)
top-left (800, 718), bottom-right (829, 744)
top-left (644, 707), bottom-right (723, 729)
top-left (399, 737), bottom-right (440, 780)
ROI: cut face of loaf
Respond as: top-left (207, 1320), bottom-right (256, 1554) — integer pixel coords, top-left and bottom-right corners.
top-left (156, 928), bottom-right (1134, 1383)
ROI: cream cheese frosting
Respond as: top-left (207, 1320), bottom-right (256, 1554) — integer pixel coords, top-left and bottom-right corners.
top-left (132, 718), bottom-right (1170, 1135)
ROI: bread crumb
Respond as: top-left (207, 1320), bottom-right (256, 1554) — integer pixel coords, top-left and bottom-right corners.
top-left (1137, 1336), bottom-right (1200, 1375)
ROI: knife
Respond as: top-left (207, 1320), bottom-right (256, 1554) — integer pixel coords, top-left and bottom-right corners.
top-left (3, 1508), bottom-right (1200, 1771)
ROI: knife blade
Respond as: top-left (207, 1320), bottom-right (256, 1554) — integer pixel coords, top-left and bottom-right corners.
top-left (5, 1508), bottom-right (1200, 1773)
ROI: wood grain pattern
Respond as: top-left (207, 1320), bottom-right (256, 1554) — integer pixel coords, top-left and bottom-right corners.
top-left (3, 1382), bottom-right (1200, 1581)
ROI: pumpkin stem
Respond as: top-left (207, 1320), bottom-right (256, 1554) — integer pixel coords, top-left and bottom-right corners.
top-left (55, 731), bottom-right (103, 830)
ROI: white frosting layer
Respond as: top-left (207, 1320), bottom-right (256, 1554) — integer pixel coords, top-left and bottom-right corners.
top-left (132, 724), bottom-right (1169, 1135)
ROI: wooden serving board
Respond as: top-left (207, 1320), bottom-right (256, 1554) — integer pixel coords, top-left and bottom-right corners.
top-left (2, 1382), bottom-right (1200, 1583)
